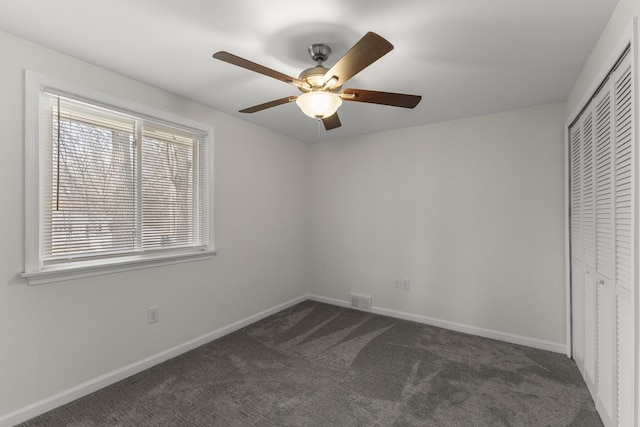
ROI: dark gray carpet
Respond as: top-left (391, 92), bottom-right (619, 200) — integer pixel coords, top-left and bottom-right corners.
top-left (20, 301), bottom-right (602, 426)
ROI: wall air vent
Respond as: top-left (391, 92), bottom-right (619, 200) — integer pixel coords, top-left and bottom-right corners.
top-left (350, 293), bottom-right (372, 311)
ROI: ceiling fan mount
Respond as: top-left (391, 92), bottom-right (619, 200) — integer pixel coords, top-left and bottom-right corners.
top-left (308, 43), bottom-right (331, 65)
top-left (212, 32), bottom-right (421, 130)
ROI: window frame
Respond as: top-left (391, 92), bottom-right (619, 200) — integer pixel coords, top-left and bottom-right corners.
top-left (23, 70), bottom-right (215, 285)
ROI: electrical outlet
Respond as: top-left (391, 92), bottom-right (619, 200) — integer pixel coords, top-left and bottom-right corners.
top-left (147, 306), bottom-right (159, 324)
top-left (393, 278), bottom-right (410, 290)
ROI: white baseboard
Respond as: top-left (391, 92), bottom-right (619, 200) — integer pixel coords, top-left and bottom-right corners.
top-left (0, 294), bottom-right (308, 427)
top-left (307, 294), bottom-right (567, 354)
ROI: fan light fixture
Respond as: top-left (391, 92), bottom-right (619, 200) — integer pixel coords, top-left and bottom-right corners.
top-left (295, 91), bottom-right (342, 119)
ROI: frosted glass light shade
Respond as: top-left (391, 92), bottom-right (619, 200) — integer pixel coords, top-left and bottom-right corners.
top-left (296, 92), bottom-right (342, 119)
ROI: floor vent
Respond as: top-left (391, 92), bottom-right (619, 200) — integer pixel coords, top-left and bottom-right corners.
top-left (350, 293), bottom-right (372, 311)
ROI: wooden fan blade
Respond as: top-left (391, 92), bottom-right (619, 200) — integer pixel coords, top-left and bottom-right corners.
top-left (322, 113), bottom-right (342, 130)
top-left (239, 96), bottom-right (297, 113)
top-left (213, 51), bottom-right (308, 89)
top-left (341, 88), bottom-right (421, 108)
top-left (323, 32), bottom-right (394, 86)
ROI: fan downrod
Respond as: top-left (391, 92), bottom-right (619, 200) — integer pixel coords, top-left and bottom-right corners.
top-left (308, 43), bottom-right (331, 65)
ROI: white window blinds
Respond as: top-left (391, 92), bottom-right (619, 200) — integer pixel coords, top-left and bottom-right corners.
top-left (40, 91), bottom-right (208, 265)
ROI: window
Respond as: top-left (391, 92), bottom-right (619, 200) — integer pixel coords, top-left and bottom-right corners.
top-left (23, 71), bottom-right (214, 285)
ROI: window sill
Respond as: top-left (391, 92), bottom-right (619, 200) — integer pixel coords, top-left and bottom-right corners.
top-left (22, 250), bottom-right (217, 285)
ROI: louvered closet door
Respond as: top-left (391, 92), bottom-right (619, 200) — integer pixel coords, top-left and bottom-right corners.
top-left (570, 122), bottom-right (585, 373)
top-left (581, 109), bottom-right (598, 396)
top-left (570, 100), bottom-right (598, 396)
top-left (569, 47), bottom-right (636, 427)
top-left (593, 78), bottom-right (615, 427)
top-left (612, 53), bottom-right (634, 427)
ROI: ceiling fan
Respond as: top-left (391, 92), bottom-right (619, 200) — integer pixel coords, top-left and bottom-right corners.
top-left (212, 32), bottom-right (422, 130)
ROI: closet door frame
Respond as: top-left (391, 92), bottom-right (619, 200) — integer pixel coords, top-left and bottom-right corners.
top-left (565, 18), bottom-right (638, 427)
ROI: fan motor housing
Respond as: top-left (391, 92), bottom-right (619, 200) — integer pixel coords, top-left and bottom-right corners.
top-left (298, 66), bottom-right (329, 90)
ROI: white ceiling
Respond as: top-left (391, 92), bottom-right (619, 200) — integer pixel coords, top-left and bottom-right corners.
top-left (0, 0), bottom-right (618, 143)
